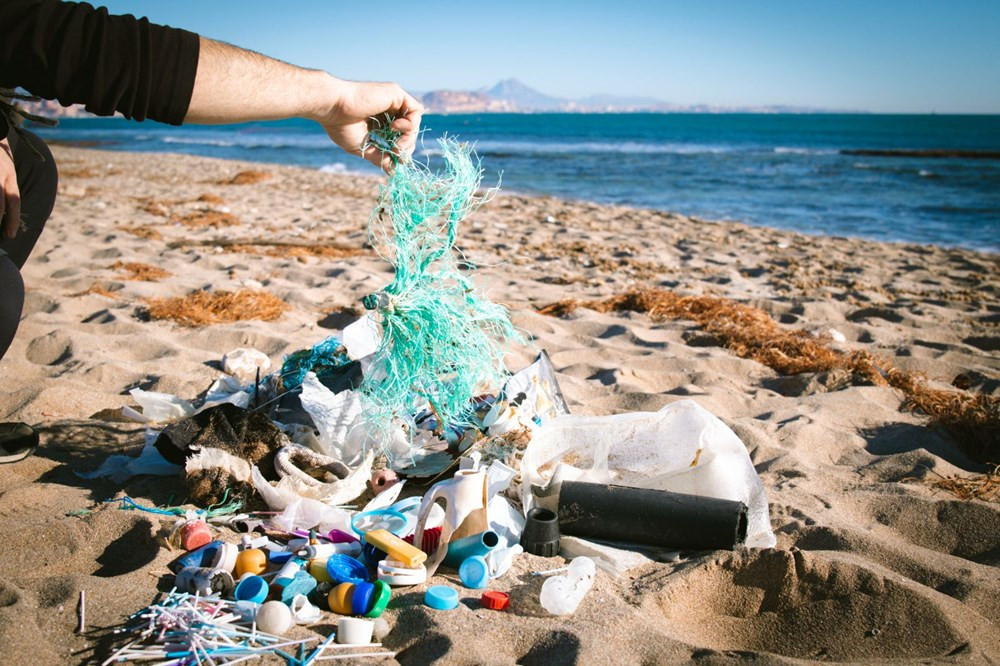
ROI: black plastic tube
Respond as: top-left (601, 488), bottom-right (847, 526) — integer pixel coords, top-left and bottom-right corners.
top-left (557, 481), bottom-right (748, 550)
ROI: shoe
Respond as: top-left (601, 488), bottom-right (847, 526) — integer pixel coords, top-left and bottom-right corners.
top-left (0, 423), bottom-right (38, 463)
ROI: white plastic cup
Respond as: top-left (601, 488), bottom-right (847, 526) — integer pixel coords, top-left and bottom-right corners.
top-left (336, 617), bottom-right (375, 645)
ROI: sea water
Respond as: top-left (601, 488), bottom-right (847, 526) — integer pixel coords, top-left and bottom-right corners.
top-left (34, 113), bottom-right (1000, 252)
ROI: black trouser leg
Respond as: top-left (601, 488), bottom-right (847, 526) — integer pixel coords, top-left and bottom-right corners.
top-left (0, 129), bottom-right (58, 360)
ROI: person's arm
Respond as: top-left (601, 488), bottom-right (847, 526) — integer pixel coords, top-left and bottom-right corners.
top-left (185, 38), bottom-right (422, 171)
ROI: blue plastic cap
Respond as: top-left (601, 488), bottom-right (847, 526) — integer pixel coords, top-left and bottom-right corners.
top-left (458, 556), bottom-right (490, 590)
top-left (424, 585), bottom-right (459, 611)
top-left (234, 575), bottom-right (269, 604)
top-left (351, 581), bottom-right (376, 616)
top-left (326, 554), bottom-right (369, 585)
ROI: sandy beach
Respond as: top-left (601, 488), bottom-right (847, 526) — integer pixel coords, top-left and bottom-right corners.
top-left (0, 145), bottom-right (997, 664)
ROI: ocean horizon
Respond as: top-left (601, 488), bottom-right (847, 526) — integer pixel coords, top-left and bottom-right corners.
top-left (32, 112), bottom-right (1000, 253)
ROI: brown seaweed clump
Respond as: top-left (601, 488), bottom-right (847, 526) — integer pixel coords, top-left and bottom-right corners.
top-left (218, 170), bottom-right (271, 185)
top-left (539, 289), bottom-right (1000, 463)
top-left (146, 288), bottom-right (288, 326)
top-left (110, 261), bottom-right (171, 281)
top-left (908, 464), bottom-right (1000, 503)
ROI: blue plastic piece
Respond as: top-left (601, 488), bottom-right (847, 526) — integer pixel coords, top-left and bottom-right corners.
top-left (280, 570), bottom-right (318, 605)
top-left (442, 530), bottom-right (500, 568)
top-left (268, 550), bottom-right (294, 565)
top-left (326, 554), bottom-right (369, 584)
top-left (234, 575), bottom-right (269, 604)
top-left (169, 540), bottom-right (223, 574)
top-left (458, 555), bottom-right (490, 590)
top-left (352, 509), bottom-right (409, 537)
top-left (351, 581), bottom-right (376, 615)
top-left (424, 585), bottom-right (459, 611)
top-left (362, 542), bottom-right (387, 568)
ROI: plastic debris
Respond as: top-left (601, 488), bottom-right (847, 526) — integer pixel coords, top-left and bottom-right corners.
top-left (222, 347), bottom-right (271, 383)
top-left (358, 137), bottom-right (523, 450)
top-left (539, 556), bottom-right (596, 616)
top-left (522, 399), bottom-right (776, 548)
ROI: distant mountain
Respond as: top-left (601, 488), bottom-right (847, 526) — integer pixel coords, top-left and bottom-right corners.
top-left (418, 78), bottom-right (858, 114)
top-left (482, 78), bottom-right (564, 111)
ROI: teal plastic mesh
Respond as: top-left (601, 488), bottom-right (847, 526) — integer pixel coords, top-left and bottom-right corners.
top-left (359, 129), bottom-right (522, 451)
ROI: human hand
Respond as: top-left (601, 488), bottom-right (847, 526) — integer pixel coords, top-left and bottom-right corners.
top-left (319, 80), bottom-right (423, 172)
top-left (0, 138), bottom-right (20, 239)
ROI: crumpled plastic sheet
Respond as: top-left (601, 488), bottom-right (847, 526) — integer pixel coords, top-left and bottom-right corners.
top-left (483, 350), bottom-right (569, 436)
top-left (522, 399), bottom-right (777, 549)
top-left (298, 372), bottom-right (369, 466)
top-left (265, 445), bottom-right (373, 506)
top-left (250, 466), bottom-right (354, 534)
top-left (77, 430), bottom-right (181, 483)
top-left (122, 378), bottom-right (253, 426)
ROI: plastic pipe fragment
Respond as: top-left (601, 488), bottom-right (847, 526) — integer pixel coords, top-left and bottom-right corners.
top-left (441, 530), bottom-right (499, 568)
top-left (363, 529), bottom-right (427, 568)
top-left (557, 481), bottom-right (749, 550)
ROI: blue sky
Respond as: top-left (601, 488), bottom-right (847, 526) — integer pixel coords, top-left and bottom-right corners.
top-left (97, 0), bottom-right (1000, 113)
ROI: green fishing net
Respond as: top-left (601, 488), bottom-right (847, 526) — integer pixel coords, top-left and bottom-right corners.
top-left (359, 123), bottom-right (522, 450)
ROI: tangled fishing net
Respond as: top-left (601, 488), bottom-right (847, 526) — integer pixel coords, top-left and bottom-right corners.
top-left (358, 122), bottom-right (522, 450)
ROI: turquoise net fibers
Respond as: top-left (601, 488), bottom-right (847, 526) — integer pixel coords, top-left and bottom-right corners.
top-left (359, 129), bottom-right (522, 451)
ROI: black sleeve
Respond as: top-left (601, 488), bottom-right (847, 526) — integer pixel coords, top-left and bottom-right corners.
top-left (0, 0), bottom-right (200, 125)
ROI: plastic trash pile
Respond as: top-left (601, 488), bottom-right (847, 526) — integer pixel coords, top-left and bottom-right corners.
top-left (84, 308), bottom-right (777, 662)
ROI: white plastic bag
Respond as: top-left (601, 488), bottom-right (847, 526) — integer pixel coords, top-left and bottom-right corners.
top-left (522, 399), bottom-right (776, 548)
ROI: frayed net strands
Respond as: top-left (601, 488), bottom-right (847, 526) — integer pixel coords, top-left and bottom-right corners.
top-left (358, 120), bottom-right (523, 451)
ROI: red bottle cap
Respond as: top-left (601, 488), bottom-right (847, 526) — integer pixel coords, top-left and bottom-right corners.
top-left (481, 591), bottom-right (510, 611)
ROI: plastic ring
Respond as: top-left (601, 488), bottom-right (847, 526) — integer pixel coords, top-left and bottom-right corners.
top-left (351, 581), bottom-right (376, 616)
top-left (364, 580), bottom-right (391, 618)
top-left (351, 509), bottom-right (408, 537)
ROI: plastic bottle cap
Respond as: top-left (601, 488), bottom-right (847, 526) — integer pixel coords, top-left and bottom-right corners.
top-left (364, 580), bottom-right (391, 618)
top-left (424, 585), bottom-right (459, 611)
top-left (327, 583), bottom-right (355, 615)
top-left (351, 581), bottom-right (376, 616)
top-left (234, 575), bottom-right (269, 605)
top-left (336, 617), bottom-right (375, 645)
top-left (326, 554), bottom-right (368, 585)
top-left (458, 556), bottom-right (490, 590)
top-left (481, 590), bottom-right (510, 611)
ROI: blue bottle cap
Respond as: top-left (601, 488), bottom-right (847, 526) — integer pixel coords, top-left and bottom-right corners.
top-left (351, 581), bottom-right (376, 616)
top-left (234, 575), bottom-right (269, 605)
top-left (458, 556), bottom-right (490, 590)
top-left (424, 585), bottom-right (459, 611)
top-left (326, 554), bottom-right (369, 585)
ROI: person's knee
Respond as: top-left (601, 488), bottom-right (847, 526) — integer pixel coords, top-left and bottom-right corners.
top-left (0, 256), bottom-right (25, 360)
top-left (16, 130), bottom-right (58, 220)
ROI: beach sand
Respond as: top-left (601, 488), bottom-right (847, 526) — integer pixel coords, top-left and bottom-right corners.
top-left (0, 146), bottom-right (997, 664)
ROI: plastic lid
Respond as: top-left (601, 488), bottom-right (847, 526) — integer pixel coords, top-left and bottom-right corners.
top-left (365, 580), bottom-right (391, 618)
top-left (424, 585), bottom-right (459, 611)
top-left (458, 556), bottom-right (490, 590)
top-left (326, 554), bottom-right (369, 585)
top-left (377, 561), bottom-right (427, 587)
top-left (351, 581), bottom-right (376, 616)
top-left (234, 575), bottom-right (268, 604)
top-left (351, 509), bottom-right (408, 537)
top-left (481, 590), bottom-right (510, 611)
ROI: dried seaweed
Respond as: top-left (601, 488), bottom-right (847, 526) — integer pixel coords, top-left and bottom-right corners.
top-left (110, 261), bottom-right (171, 282)
top-left (539, 289), bottom-right (999, 462)
top-left (146, 289), bottom-right (288, 327)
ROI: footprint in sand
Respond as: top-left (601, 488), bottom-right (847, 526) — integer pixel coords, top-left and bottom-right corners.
top-left (652, 549), bottom-right (968, 661)
top-left (25, 330), bottom-right (73, 365)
